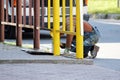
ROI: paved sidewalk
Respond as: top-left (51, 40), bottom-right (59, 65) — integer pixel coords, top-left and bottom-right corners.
top-left (0, 43), bottom-right (93, 64)
top-left (0, 43), bottom-right (120, 80)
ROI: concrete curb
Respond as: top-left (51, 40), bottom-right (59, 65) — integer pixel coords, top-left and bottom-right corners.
top-left (90, 13), bottom-right (120, 20)
top-left (0, 59), bottom-right (93, 65)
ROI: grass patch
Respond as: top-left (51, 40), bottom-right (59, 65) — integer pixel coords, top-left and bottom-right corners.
top-left (88, 0), bottom-right (120, 14)
top-left (4, 41), bottom-right (16, 46)
top-left (3, 41), bottom-right (33, 49)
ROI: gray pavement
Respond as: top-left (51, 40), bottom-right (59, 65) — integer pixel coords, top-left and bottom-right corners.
top-left (0, 42), bottom-right (120, 80)
top-left (0, 43), bottom-right (93, 65)
top-left (0, 64), bottom-right (119, 80)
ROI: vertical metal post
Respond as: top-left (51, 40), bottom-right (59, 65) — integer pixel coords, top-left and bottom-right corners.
top-left (23, 0), bottom-right (26, 25)
top-left (48, 0), bottom-right (51, 29)
top-left (0, 0), bottom-right (4, 42)
top-left (62, 0), bottom-right (66, 31)
top-left (76, 0), bottom-right (83, 59)
top-left (29, 0), bottom-right (32, 25)
top-left (6, 0), bottom-right (8, 22)
top-left (34, 0), bottom-right (40, 49)
top-left (16, 0), bottom-right (22, 46)
top-left (11, 0), bottom-right (14, 22)
top-left (53, 0), bottom-right (60, 56)
top-left (41, 0), bottom-right (45, 28)
top-left (70, 0), bottom-right (73, 32)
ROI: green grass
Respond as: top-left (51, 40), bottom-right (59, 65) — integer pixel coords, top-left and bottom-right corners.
top-left (88, 0), bottom-right (120, 14)
top-left (3, 41), bottom-right (33, 49)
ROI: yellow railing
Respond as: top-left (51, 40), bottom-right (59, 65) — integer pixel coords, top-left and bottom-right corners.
top-left (53, 0), bottom-right (60, 56)
top-left (50, 0), bottom-right (84, 59)
top-left (48, 0), bottom-right (51, 29)
top-left (62, 0), bottom-right (66, 31)
top-left (76, 0), bottom-right (84, 58)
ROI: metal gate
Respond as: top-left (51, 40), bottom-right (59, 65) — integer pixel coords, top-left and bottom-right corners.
top-left (0, 0), bottom-right (84, 59)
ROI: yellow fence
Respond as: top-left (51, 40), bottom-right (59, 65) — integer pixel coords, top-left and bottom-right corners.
top-left (49, 0), bottom-right (84, 59)
top-left (0, 0), bottom-right (84, 59)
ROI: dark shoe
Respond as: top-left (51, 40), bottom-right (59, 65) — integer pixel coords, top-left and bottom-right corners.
top-left (90, 45), bottom-right (99, 59)
top-left (60, 43), bottom-right (66, 49)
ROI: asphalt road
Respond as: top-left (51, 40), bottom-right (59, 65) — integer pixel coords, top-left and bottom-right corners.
top-left (88, 19), bottom-right (120, 71)
top-left (89, 19), bottom-right (120, 43)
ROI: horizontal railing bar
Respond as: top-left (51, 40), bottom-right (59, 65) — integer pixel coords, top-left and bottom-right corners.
top-left (1, 21), bottom-right (34, 29)
top-left (1, 22), bottom-right (16, 26)
top-left (1, 21), bottom-right (76, 34)
top-left (56, 30), bottom-right (76, 35)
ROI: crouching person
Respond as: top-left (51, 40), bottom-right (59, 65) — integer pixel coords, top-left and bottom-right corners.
top-left (61, 18), bottom-right (100, 59)
top-left (71, 21), bottom-right (100, 58)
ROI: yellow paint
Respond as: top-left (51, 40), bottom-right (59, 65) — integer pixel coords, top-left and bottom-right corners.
top-left (62, 0), bottom-right (66, 31)
top-left (70, 0), bottom-right (73, 32)
top-left (48, 0), bottom-right (51, 29)
top-left (76, 0), bottom-right (83, 59)
top-left (53, 0), bottom-right (60, 56)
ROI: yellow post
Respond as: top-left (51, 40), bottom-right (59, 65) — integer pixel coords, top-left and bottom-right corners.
top-left (48, 0), bottom-right (51, 29)
top-left (62, 0), bottom-right (66, 31)
top-left (70, 0), bottom-right (73, 32)
top-left (53, 0), bottom-right (60, 56)
top-left (76, 0), bottom-right (84, 59)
